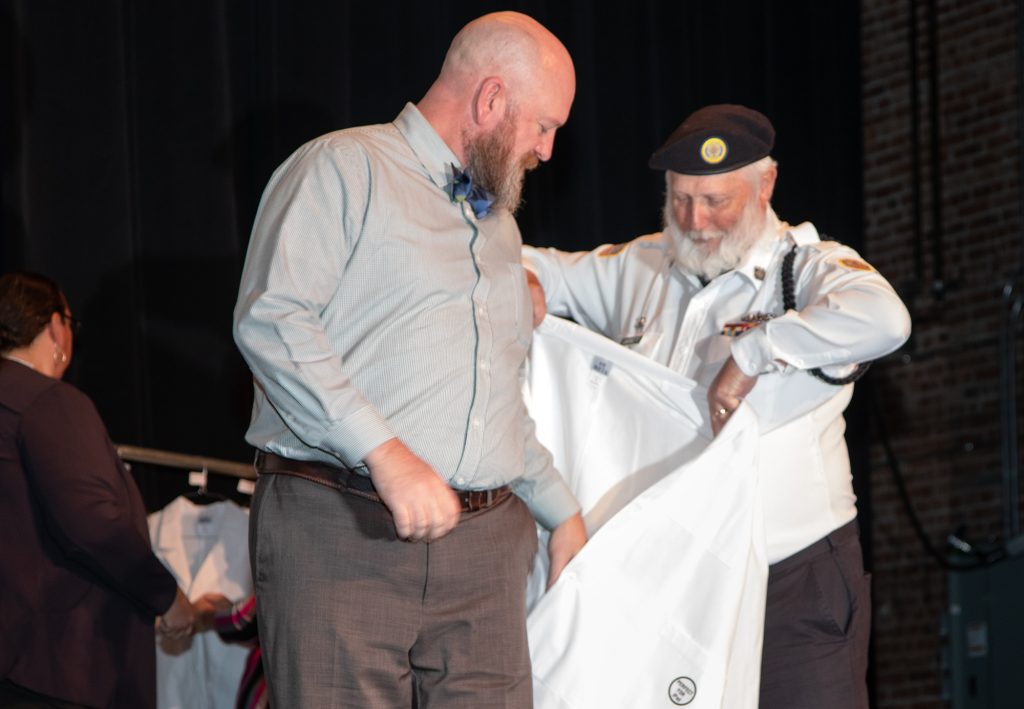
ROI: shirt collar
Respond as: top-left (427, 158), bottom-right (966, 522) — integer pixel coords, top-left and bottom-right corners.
top-left (1, 354), bottom-right (36, 370)
top-left (733, 208), bottom-right (786, 285)
top-left (393, 102), bottom-right (461, 193)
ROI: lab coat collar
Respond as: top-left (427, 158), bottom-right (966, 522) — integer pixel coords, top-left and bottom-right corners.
top-left (150, 496), bottom-right (231, 592)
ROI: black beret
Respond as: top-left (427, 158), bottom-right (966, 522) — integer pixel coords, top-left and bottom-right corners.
top-left (649, 104), bottom-right (775, 175)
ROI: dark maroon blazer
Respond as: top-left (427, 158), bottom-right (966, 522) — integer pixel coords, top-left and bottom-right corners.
top-left (0, 359), bottom-right (178, 708)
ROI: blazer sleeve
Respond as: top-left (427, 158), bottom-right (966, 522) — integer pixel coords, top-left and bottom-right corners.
top-left (18, 383), bottom-right (178, 617)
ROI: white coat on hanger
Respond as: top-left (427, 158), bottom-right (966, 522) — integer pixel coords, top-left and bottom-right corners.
top-left (148, 496), bottom-right (253, 709)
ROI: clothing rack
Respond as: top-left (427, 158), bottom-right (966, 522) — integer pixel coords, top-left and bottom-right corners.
top-left (115, 444), bottom-right (256, 481)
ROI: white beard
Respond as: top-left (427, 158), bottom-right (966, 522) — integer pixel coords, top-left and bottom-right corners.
top-left (664, 200), bottom-right (768, 281)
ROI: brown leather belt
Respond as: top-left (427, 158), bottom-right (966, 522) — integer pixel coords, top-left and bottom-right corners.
top-left (254, 451), bottom-right (512, 513)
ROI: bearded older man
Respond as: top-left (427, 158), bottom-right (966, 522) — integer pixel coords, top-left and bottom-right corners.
top-left (523, 104), bottom-right (911, 709)
top-left (234, 12), bottom-right (586, 708)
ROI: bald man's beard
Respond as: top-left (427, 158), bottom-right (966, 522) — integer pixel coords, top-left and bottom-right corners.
top-left (664, 197), bottom-right (768, 281)
top-left (464, 110), bottom-right (539, 215)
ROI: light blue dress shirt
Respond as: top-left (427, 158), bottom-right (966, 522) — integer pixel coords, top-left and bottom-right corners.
top-left (234, 103), bottom-right (578, 530)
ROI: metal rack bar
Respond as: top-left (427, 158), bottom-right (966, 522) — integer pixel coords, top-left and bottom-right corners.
top-left (115, 444), bottom-right (255, 481)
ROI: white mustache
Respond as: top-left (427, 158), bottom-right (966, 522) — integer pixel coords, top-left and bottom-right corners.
top-left (685, 231), bottom-right (725, 244)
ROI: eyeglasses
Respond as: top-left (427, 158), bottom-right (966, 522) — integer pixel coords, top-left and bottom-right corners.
top-left (62, 312), bottom-right (83, 335)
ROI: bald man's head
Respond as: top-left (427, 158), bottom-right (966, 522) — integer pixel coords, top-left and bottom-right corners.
top-left (418, 12), bottom-right (575, 213)
top-left (438, 12), bottom-right (574, 99)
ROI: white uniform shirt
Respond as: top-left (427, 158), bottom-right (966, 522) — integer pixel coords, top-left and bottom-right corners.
top-left (524, 212), bottom-right (911, 562)
top-left (148, 497), bottom-right (253, 709)
top-left (525, 318), bottom-right (766, 709)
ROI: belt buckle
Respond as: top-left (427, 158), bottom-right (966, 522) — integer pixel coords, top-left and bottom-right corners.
top-left (464, 488), bottom-right (492, 513)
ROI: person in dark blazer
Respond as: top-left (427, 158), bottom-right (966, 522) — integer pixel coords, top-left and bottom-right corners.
top-left (0, 271), bottom-right (194, 709)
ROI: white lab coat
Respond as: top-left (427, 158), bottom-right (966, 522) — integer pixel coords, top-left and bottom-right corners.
top-left (148, 496), bottom-right (253, 709)
top-left (524, 214), bottom-right (911, 561)
top-left (525, 318), bottom-right (767, 709)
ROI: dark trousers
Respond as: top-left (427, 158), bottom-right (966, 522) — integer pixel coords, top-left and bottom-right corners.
top-left (250, 472), bottom-right (538, 709)
top-left (0, 682), bottom-right (90, 709)
top-left (759, 520), bottom-right (871, 709)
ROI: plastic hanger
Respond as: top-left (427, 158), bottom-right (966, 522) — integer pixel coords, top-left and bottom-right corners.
top-left (183, 466), bottom-right (227, 505)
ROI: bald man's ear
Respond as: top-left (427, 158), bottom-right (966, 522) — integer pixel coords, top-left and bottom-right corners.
top-left (473, 77), bottom-right (506, 128)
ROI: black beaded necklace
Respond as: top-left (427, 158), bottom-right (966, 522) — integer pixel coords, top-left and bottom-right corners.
top-left (781, 244), bottom-right (872, 385)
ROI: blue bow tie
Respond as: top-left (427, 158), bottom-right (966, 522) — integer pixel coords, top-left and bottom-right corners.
top-left (447, 164), bottom-right (495, 219)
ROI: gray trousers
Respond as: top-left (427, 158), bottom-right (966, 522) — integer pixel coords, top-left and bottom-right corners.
top-left (759, 519), bottom-right (871, 709)
top-left (250, 472), bottom-right (538, 708)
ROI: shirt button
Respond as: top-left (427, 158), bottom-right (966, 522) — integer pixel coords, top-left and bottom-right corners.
top-left (456, 477), bottom-right (466, 485)
top-left (477, 306), bottom-right (485, 317)
top-left (479, 359), bottom-right (489, 371)
top-left (472, 418), bottom-right (481, 429)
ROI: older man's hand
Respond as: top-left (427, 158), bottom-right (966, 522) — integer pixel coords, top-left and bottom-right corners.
top-left (707, 356), bottom-right (757, 436)
top-left (525, 268), bottom-right (547, 328)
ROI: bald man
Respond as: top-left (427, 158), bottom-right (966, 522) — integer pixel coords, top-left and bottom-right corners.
top-left (233, 12), bottom-right (585, 708)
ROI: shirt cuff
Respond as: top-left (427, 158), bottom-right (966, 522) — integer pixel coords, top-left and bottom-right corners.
top-left (512, 472), bottom-right (581, 531)
top-left (319, 405), bottom-right (396, 466)
top-left (730, 326), bottom-right (781, 376)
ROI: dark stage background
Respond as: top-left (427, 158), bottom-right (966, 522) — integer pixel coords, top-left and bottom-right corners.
top-left (0, 0), bottom-right (864, 500)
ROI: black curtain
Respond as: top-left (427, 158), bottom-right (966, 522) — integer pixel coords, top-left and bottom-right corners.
top-left (1, 0), bottom-right (862, 464)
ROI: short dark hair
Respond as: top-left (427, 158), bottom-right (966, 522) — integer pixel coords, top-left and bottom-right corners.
top-left (0, 272), bottom-right (67, 353)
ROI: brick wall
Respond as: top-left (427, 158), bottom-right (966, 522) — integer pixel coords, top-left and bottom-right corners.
top-left (862, 1), bottom-right (1023, 706)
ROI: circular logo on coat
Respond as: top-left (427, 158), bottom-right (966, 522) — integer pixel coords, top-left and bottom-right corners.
top-left (700, 137), bottom-right (727, 164)
top-left (668, 676), bottom-right (697, 705)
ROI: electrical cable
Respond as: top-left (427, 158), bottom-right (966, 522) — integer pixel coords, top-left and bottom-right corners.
top-left (869, 380), bottom-right (1006, 571)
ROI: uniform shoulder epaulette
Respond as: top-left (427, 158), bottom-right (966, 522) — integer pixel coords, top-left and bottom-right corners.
top-left (597, 242), bottom-right (630, 258)
top-left (597, 232), bottom-right (664, 258)
top-left (802, 235), bottom-right (877, 273)
top-left (634, 232), bottom-right (665, 246)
